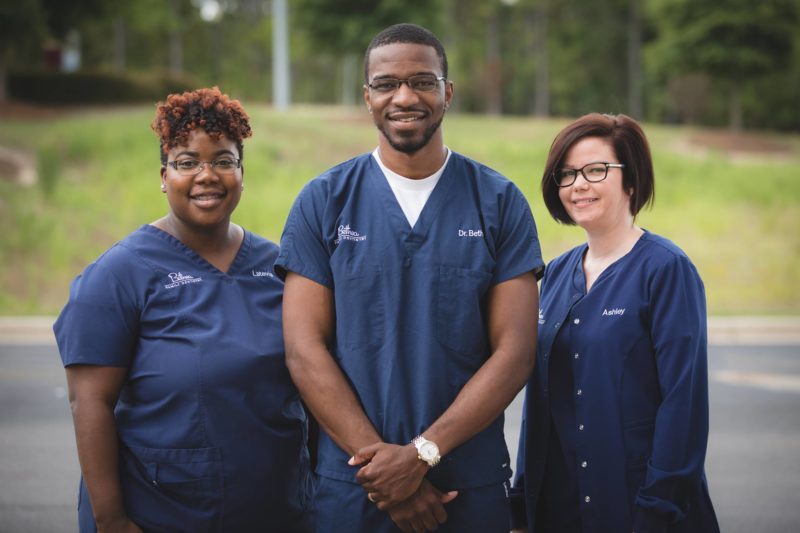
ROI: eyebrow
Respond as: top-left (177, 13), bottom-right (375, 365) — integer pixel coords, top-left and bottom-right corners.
top-left (173, 149), bottom-right (236, 158)
top-left (370, 71), bottom-right (437, 80)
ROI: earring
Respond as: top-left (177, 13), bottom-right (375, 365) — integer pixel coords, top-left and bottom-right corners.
top-left (161, 184), bottom-right (166, 192)
top-left (241, 183), bottom-right (244, 191)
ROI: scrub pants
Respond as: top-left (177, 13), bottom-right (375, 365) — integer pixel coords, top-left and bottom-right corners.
top-left (313, 475), bottom-right (510, 533)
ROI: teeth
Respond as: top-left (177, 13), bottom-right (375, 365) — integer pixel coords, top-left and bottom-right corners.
top-left (390, 114), bottom-right (423, 122)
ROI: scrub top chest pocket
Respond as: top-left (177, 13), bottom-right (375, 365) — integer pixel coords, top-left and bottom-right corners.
top-left (436, 265), bottom-right (492, 356)
top-left (332, 263), bottom-right (385, 353)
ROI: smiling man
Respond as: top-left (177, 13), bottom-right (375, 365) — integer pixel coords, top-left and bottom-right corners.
top-left (276, 23), bottom-right (544, 533)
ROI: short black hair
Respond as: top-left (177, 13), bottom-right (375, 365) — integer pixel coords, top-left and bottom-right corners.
top-left (541, 113), bottom-right (655, 224)
top-left (152, 86), bottom-right (252, 165)
top-left (364, 23), bottom-right (448, 82)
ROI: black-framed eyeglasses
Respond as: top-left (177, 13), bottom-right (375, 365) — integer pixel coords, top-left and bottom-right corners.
top-left (366, 74), bottom-right (446, 94)
top-left (553, 162), bottom-right (625, 187)
top-left (166, 157), bottom-right (241, 176)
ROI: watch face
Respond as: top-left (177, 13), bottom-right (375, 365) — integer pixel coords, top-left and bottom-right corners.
top-left (419, 441), bottom-right (438, 461)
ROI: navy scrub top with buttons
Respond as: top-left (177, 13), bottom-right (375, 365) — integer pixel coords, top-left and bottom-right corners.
top-left (275, 152), bottom-right (544, 491)
top-left (512, 231), bottom-right (719, 533)
top-left (54, 225), bottom-right (312, 533)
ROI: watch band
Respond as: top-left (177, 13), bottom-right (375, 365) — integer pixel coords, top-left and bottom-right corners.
top-left (412, 435), bottom-right (441, 467)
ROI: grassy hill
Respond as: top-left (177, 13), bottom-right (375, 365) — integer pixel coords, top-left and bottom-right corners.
top-left (0, 104), bottom-right (798, 315)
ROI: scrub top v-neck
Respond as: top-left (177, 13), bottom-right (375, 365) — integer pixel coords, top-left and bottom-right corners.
top-left (55, 224), bottom-right (312, 533)
top-left (277, 151), bottom-right (544, 490)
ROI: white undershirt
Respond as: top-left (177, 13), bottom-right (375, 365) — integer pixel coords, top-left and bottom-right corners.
top-left (372, 148), bottom-right (452, 228)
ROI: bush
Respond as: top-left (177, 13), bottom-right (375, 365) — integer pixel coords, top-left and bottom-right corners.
top-left (7, 69), bottom-right (196, 105)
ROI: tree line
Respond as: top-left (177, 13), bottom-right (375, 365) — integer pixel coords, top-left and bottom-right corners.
top-left (1, 0), bottom-right (798, 131)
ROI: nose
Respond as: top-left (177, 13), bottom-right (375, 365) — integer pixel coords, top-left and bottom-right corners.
top-left (391, 81), bottom-right (420, 106)
top-left (572, 171), bottom-right (590, 189)
top-left (194, 162), bottom-right (218, 182)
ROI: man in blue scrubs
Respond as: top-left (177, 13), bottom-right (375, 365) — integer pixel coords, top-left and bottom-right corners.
top-left (276, 24), bottom-right (544, 532)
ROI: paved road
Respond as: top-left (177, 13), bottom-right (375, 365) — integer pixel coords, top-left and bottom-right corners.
top-left (1, 343), bottom-right (798, 532)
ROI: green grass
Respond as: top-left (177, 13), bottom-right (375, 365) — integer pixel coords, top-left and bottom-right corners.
top-left (1, 104), bottom-right (798, 315)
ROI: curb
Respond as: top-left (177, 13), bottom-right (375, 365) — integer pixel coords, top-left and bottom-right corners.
top-left (0, 316), bottom-right (58, 345)
top-left (0, 316), bottom-right (798, 347)
top-left (706, 316), bottom-right (800, 346)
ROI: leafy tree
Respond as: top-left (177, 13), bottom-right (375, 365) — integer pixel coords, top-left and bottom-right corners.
top-left (294, 0), bottom-right (444, 104)
top-left (39, 0), bottom-right (115, 40)
top-left (0, 0), bottom-right (46, 101)
top-left (653, 0), bottom-right (797, 129)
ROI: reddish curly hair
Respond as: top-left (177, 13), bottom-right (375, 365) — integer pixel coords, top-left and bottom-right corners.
top-left (152, 86), bottom-right (252, 165)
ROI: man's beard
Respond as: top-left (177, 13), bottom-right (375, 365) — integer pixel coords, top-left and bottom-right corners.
top-left (378, 114), bottom-right (444, 154)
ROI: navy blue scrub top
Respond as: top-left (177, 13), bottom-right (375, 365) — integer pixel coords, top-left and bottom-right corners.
top-left (276, 152), bottom-right (544, 490)
top-left (535, 326), bottom-right (583, 533)
top-left (513, 231), bottom-right (719, 533)
top-left (54, 225), bottom-right (312, 533)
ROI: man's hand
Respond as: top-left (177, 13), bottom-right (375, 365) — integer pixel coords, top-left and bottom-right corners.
top-left (385, 479), bottom-right (458, 533)
top-left (350, 442), bottom-right (428, 508)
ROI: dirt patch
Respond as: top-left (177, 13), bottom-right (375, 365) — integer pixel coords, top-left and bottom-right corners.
top-left (672, 129), bottom-right (796, 163)
top-left (689, 131), bottom-right (792, 155)
top-left (0, 145), bottom-right (37, 185)
top-left (0, 100), bottom-right (72, 121)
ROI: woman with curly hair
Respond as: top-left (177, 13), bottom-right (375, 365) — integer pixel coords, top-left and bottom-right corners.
top-left (54, 87), bottom-right (312, 532)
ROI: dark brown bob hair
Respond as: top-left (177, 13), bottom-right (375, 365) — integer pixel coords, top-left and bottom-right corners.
top-left (541, 113), bottom-right (655, 225)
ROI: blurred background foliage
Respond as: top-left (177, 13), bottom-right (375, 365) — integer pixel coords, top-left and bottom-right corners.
top-left (1, 0), bottom-right (799, 130)
top-left (0, 0), bottom-right (798, 316)
top-left (1, 106), bottom-right (798, 316)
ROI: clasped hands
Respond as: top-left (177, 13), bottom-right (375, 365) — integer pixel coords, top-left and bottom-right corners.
top-left (349, 442), bottom-right (458, 532)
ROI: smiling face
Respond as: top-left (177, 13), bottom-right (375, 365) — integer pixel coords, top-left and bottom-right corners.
top-left (364, 42), bottom-right (453, 156)
top-left (160, 129), bottom-right (242, 233)
top-left (558, 136), bottom-right (633, 233)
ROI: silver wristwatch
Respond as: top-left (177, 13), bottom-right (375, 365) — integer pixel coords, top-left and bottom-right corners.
top-left (412, 435), bottom-right (441, 467)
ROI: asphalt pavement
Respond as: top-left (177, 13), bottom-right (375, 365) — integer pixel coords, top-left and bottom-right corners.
top-left (1, 318), bottom-right (799, 532)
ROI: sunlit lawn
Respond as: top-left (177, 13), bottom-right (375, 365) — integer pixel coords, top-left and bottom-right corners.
top-left (1, 104), bottom-right (798, 315)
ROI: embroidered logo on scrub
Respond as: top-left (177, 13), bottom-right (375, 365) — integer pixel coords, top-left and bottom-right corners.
top-left (334, 224), bottom-right (367, 245)
top-left (602, 308), bottom-right (625, 316)
top-left (164, 272), bottom-right (202, 289)
top-left (252, 269), bottom-right (274, 278)
top-left (458, 228), bottom-right (484, 237)
top-left (538, 308), bottom-right (545, 325)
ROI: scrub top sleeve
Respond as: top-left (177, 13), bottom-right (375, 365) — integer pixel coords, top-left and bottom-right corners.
top-left (54, 261), bottom-right (139, 368)
top-left (274, 185), bottom-right (334, 288)
top-left (634, 254), bottom-right (710, 528)
top-left (492, 186), bottom-right (545, 285)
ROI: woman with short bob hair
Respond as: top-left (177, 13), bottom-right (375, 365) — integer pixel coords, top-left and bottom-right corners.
top-left (512, 113), bottom-right (720, 533)
top-left (541, 113), bottom-right (654, 225)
